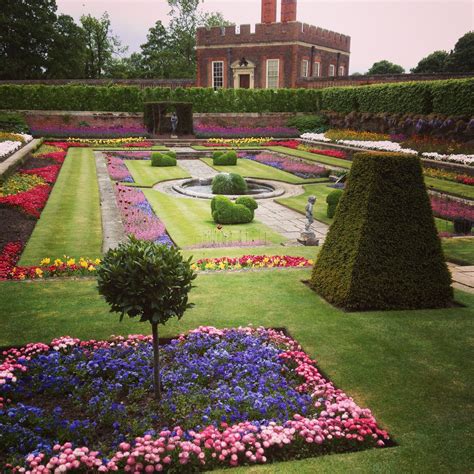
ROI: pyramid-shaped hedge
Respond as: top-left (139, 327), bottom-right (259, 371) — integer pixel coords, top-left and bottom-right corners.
top-left (310, 152), bottom-right (453, 311)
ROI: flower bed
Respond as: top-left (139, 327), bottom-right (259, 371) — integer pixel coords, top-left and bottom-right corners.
top-left (244, 153), bottom-right (329, 179)
top-left (424, 168), bottom-right (474, 186)
top-left (192, 255), bottom-right (313, 271)
top-left (430, 195), bottom-right (474, 222)
top-left (196, 125), bottom-right (298, 139)
top-left (30, 125), bottom-right (148, 139)
top-left (1, 326), bottom-right (390, 471)
top-left (205, 138), bottom-right (272, 147)
top-left (263, 141), bottom-right (348, 160)
top-left (105, 155), bottom-right (134, 183)
top-left (301, 132), bottom-right (474, 166)
top-left (114, 184), bottom-right (173, 246)
top-left (0, 133), bottom-right (33, 160)
top-left (65, 137), bottom-right (150, 147)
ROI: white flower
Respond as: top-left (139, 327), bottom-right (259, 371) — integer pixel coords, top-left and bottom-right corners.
top-left (335, 140), bottom-right (418, 154)
top-left (422, 152), bottom-right (474, 166)
top-left (300, 132), bottom-right (331, 142)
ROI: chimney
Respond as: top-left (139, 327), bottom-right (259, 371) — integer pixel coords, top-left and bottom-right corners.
top-left (261, 0), bottom-right (277, 24)
top-left (281, 0), bottom-right (297, 22)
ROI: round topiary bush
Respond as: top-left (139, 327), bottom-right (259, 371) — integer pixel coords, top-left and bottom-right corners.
top-left (151, 152), bottom-right (177, 167)
top-left (213, 150), bottom-right (237, 166)
top-left (211, 195), bottom-right (256, 224)
top-left (211, 173), bottom-right (248, 195)
top-left (326, 189), bottom-right (344, 218)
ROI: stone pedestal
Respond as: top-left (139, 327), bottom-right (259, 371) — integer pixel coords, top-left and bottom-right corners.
top-left (297, 231), bottom-right (319, 246)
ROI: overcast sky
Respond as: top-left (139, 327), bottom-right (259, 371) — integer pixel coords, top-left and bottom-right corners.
top-left (56, 0), bottom-right (473, 73)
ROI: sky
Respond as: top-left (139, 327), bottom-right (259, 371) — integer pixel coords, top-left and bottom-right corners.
top-left (56, 0), bottom-right (473, 73)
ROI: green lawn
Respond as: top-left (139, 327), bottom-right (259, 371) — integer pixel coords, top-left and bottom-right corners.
top-left (276, 183), bottom-right (337, 224)
top-left (442, 237), bottom-right (474, 265)
top-left (19, 148), bottom-right (102, 265)
top-left (424, 176), bottom-right (474, 199)
top-left (0, 272), bottom-right (472, 472)
top-left (124, 160), bottom-right (190, 187)
top-left (201, 158), bottom-right (327, 184)
top-left (143, 189), bottom-right (285, 248)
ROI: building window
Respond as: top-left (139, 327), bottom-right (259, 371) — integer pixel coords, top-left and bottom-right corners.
top-left (212, 61), bottom-right (224, 89)
top-left (301, 59), bottom-right (309, 77)
top-left (339, 65), bottom-right (345, 76)
top-left (313, 61), bottom-right (320, 77)
top-left (266, 59), bottom-right (279, 89)
top-left (329, 64), bottom-right (335, 77)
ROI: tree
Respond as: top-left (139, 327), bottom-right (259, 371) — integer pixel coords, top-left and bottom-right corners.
top-left (80, 12), bottom-right (126, 78)
top-left (367, 60), bottom-right (405, 75)
top-left (0, 0), bottom-right (57, 79)
top-left (446, 31), bottom-right (474, 72)
top-left (45, 14), bottom-right (87, 78)
top-left (104, 53), bottom-right (145, 78)
top-left (97, 237), bottom-right (196, 401)
top-left (411, 50), bottom-right (449, 73)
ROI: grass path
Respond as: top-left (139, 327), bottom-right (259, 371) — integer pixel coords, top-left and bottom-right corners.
top-left (143, 189), bottom-right (285, 248)
top-left (0, 273), bottom-right (472, 472)
top-left (19, 148), bottom-right (102, 265)
top-left (441, 237), bottom-right (474, 265)
top-left (424, 176), bottom-right (474, 199)
top-left (125, 160), bottom-right (190, 187)
top-left (201, 158), bottom-right (327, 184)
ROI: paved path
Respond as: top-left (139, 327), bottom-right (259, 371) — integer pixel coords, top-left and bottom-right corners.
top-left (94, 152), bottom-right (126, 252)
top-left (177, 159), bottom-right (218, 178)
top-left (447, 263), bottom-right (474, 294)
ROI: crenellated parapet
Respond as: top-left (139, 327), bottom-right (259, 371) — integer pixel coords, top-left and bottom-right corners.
top-left (196, 21), bottom-right (350, 53)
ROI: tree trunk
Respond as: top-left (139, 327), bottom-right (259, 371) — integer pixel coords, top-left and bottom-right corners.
top-left (151, 322), bottom-right (161, 401)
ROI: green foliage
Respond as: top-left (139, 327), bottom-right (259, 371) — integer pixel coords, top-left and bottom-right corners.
top-left (326, 189), bottom-right (343, 218)
top-left (151, 152), bottom-right (177, 167)
top-left (211, 195), bottom-right (256, 224)
top-left (321, 87), bottom-right (360, 113)
top-left (446, 31), bottom-right (474, 72)
top-left (311, 152), bottom-right (453, 311)
top-left (286, 114), bottom-right (329, 132)
top-left (213, 150), bottom-right (237, 165)
top-left (367, 60), bottom-right (405, 75)
top-left (0, 112), bottom-right (29, 133)
top-left (97, 237), bottom-right (196, 325)
top-left (411, 51), bottom-right (449, 74)
top-left (144, 101), bottom-right (193, 134)
top-left (431, 78), bottom-right (474, 115)
top-left (355, 81), bottom-right (433, 114)
top-left (211, 173), bottom-right (248, 195)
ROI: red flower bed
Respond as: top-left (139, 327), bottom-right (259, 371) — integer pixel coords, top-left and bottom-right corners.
top-left (263, 140), bottom-right (348, 160)
top-left (456, 175), bottom-right (474, 186)
top-left (264, 140), bottom-right (300, 148)
top-left (0, 184), bottom-right (51, 218)
top-left (123, 141), bottom-right (154, 148)
top-left (309, 148), bottom-right (348, 159)
top-left (22, 165), bottom-right (61, 183)
top-left (0, 242), bottom-right (22, 280)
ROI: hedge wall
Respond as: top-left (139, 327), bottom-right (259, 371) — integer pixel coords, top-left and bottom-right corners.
top-left (0, 79), bottom-right (472, 115)
top-left (310, 152), bottom-right (453, 311)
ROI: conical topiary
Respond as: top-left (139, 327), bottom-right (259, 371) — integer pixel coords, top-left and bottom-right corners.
top-left (310, 152), bottom-right (453, 311)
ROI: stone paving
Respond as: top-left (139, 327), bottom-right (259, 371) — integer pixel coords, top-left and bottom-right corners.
top-left (447, 263), bottom-right (474, 294)
top-left (177, 159), bottom-right (218, 178)
top-left (94, 152), bottom-right (126, 252)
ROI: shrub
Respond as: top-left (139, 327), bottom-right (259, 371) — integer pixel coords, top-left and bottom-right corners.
top-left (211, 173), bottom-right (248, 195)
top-left (326, 189), bottom-right (343, 218)
top-left (431, 78), bottom-right (474, 115)
top-left (310, 151), bottom-right (452, 311)
top-left (321, 87), bottom-right (359, 113)
top-left (211, 195), bottom-right (257, 224)
top-left (0, 112), bottom-right (29, 133)
top-left (151, 152), bottom-right (177, 167)
top-left (97, 237), bottom-right (196, 400)
top-left (213, 150), bottom-right (237, 166)
top-left (286, 114), bottom-right (329, 132)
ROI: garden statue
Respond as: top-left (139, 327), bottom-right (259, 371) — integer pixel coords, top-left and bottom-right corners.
top-left (298, 195), bottom-right (319, 246)
top-left (170, 112), bottom-right (178, 138)
top-left (305, 195), bottom-right (316, 231)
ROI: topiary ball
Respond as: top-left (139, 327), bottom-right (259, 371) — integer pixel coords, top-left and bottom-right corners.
top-left (211, 173), bottom-right (248, 195)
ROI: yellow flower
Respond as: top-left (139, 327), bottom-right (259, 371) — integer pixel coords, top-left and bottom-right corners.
top-left (88, 265), bottom-right (96, 272)
top-left (54, 259), bottom-right (63, 266)
top-left (67, 258), bottom-right (76, 266)
top-left (308, 259), bottom-right (314, 265)
top-left (18, 273), bottom-right (26, 280)
top-left (40, 258), bottom-right (51, 266)
top-left (35, 268), bottom-right (44, 278)
top-left (94, 258), bottom-right (101, 265)
top-left (80, 260), bottom-right (88, 268)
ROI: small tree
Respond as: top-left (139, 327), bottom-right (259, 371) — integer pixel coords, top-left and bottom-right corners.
top-left (97, 237), bottom-right (196, 400)
top-left (367, 60), bottom-right (405, 75)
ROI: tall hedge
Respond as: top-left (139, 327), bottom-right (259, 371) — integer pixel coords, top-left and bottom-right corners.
top-left (0, 79), bottom-right (472, 115)
top-left (310, 152), bottom-right (453, 311)
top-left (431, 78), bottom-right (474, 115)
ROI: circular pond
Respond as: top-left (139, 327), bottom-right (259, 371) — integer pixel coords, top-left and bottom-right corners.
top-left (173, 177), bottom-right (285, 200)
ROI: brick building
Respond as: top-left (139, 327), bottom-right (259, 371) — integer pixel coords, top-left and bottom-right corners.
top-left (196, 0), bottom-right (350, 89)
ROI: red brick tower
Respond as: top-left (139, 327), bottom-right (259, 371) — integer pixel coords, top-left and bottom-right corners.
top-left (261, 0), bottom-right (277, 23)
top-left (281, 0), bottom-right (297, 22)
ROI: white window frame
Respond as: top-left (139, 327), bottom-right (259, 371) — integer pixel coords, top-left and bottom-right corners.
top-left (329, 64), bottom-right (336, 77)
top-left (313, 61), bottom-right (321, 77)
top-left (301, 59), bottom-right (309, 78)
top-left (339, 65), bottom-right (345, 76)
top-left (266, 59), bottom-right (280, 89)
top-left (212, 61), bottom-right (224, 90)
